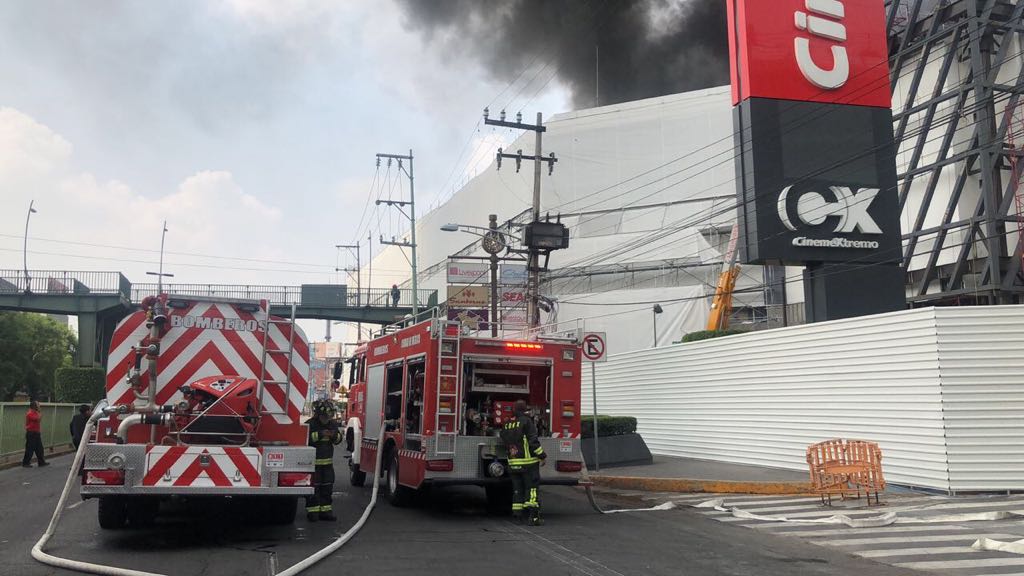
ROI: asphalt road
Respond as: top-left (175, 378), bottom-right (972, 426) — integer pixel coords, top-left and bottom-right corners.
top-left (0, 455), bottom-right (921, 576)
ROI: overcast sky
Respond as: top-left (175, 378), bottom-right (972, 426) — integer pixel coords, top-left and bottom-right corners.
top-left (0, 0), bottom-right (569, 320)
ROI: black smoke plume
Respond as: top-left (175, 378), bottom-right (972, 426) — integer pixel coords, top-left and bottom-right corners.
top-left (395, 0), bottom-right (730, 109)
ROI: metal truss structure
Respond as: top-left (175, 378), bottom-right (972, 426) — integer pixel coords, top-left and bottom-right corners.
top-left (888, 0), bottom-right (1024, 305)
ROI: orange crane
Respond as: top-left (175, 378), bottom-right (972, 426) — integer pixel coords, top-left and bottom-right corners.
top-left (707, 224), bottom-right (741, 331)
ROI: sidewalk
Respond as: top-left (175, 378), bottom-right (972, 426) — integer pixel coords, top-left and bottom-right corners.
top-left (588, 454), bottom-right (812, 495)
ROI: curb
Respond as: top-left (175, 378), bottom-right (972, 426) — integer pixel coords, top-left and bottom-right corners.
top-left (0, 448), bottom-right (76, 472)
top-left (590, 475), bottom-right (812, 495)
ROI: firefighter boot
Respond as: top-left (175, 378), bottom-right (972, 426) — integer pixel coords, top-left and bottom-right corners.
top-left (319, 511), bottom-right (337, 521)
top-left (528, 509), bottom-right (543, 526)
top-left (307, 512), bottom-right (319, 522)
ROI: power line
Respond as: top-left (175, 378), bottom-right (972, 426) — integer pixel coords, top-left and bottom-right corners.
top-left (0, 233), bottom-right (329, 269)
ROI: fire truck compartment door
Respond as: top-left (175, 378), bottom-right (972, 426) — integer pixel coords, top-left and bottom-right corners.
top-left (364, 362), bottom-right (386, 440)
top-left (462, 354), bottom-right (553, 366)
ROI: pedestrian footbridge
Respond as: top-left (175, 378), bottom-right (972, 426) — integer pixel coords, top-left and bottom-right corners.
top-left (0, 270), bottom-right (436, 367)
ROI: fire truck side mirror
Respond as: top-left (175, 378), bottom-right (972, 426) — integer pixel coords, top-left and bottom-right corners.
top-left (333, 361), bottom-right (343, 380)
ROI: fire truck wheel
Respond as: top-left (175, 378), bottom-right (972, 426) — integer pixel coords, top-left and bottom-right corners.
top-left (97, 496), bottom-right (127, 529)
top-left (265, 496), bottom-right (298, 525)
top-left (349, 462), bottom-right (366, 487)
top-left (485, 484), bottom-right (513, 514)
top-left (126, 497), bottom-right (159, 528)
top-left (386, 453), bottom-right (414, 507)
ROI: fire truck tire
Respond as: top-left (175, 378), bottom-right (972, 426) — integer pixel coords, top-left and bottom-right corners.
top-left (97, 496), bottom-right (127, 529)
top-left (485, 484), bottom-right (513, 514)
top-left (349, 463), bottom-right (367, 487)
top-left (126, 497), bottom-right (159, 528)
top-left (386, 453), bottom-right (414, 507)
top-left (266, 496), bottom-right (298, 525)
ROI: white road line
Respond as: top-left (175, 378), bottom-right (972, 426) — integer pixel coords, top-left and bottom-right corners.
top-left (707, 496), bottom-right (939, 515)
top-left (819, 533), bottom-right (1023, 546)
top-left (709, 497), bottom-right (827, 507)
top-left (703, 499), bottom-right (1024, 521)
top-left (857, 546), bottom-right (976, 558)
top-left (896, 558), bottom-right (1024, 570)
top-left (748, 524), bottom-right (973, 536)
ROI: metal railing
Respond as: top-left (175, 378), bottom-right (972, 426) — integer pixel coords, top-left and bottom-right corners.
top-left (131, 283), bottom-right (435, 309)
top-left (0, 403), bottom-right (79, 463)
top-left (0, 270), bottom-right (131, 299)
top-left (131, 283), bottom-right (302, 305)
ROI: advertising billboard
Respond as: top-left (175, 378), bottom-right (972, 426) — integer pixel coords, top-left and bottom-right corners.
top-left (446, 261), bottom-right (489, 284)
top-left (499, 264), bottom-right (527, 286)
top-left (728, 0), bottom-right (901, 266)
top-left (447, 285), bottom-right (489, 308)
top-left (727, 0), bottom-right (891, 108)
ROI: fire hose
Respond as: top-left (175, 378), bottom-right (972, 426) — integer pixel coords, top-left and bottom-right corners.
top-left (32, 405), bottom-right (387, 576)
top-left (31, 400), bottom-right (166, 576)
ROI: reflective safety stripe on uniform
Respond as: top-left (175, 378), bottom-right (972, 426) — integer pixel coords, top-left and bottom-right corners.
top-left (306, 505), bottom-right (321, 513)
top-left (314, 458), bottom-right (332, 465)
top-left (525, 487), bottom-right (539, 509)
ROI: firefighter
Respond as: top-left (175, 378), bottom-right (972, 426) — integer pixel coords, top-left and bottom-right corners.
top-left (501, 399), bottom-right (546, 525)
top-left (306, 400), bottom-right (342, 522)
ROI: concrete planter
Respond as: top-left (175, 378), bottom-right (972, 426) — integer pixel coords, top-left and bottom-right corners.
top-left (581, 432), bottom-right (652, 469)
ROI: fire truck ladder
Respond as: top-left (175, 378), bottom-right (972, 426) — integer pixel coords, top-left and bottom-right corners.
top-left (259, 303), bottom-right (297, 416)
top-left (434, 320), bottom-right (462, 456)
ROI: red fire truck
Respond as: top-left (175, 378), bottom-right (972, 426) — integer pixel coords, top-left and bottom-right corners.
top-left (80, 294), bottom-right (315, 528)
top-left (343, 319), bottom-right (585, 507)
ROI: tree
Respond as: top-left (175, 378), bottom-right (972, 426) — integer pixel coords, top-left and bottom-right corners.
top-left (0, 312), bottom-right (77, 401)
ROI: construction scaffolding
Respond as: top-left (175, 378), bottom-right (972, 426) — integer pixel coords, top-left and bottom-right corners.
top-left (889, 0), bottom-right (1024, 304)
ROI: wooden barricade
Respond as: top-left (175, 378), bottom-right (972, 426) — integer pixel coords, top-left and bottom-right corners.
top-left (806, 439), bottom-right (885, 505)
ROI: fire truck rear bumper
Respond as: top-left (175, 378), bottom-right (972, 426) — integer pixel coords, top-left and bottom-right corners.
top-left (79, 443), bottom-right (315, 498)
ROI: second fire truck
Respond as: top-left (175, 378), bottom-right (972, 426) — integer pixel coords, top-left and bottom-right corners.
top-left (343, 318), bottom-right (586, 507)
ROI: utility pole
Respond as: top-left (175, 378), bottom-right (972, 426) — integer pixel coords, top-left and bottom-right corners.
top-left (376, 150), bottom-right (418, 318)
top-left (484, 109), bottom-right (557, 328)
top-left (337, 242), bottom-right (361, 339)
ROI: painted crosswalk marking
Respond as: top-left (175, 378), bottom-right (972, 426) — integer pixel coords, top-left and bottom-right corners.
top-left (669, 492), bottom-right (1024, 576)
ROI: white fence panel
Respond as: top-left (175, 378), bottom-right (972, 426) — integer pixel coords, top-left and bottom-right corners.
top-left (588, 307), bottom-right (953, 490)
top-left (937, 306), bottom-right (1024, 492)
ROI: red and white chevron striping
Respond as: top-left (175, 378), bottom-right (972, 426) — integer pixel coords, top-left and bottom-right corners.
top-left (105, 300), bottom-right (310, 424)
top-left (142, 445), bottom-right (262, 487)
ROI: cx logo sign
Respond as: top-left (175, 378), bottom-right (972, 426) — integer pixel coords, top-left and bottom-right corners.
top-left (777, 185), bottom-right (882, 234)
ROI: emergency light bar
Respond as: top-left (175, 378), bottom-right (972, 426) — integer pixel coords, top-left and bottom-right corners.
top-left (505, 342), bottom-right (543, 351)
top-left (474, 341), bottom-right (544, 351)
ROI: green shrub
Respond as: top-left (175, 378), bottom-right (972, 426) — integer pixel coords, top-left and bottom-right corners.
top-left (581, 415), bottom-right (637, 439)
top-left (54, 367), bottom-right (105, 403)
top-left (679, 329), bottom-right (747, 343)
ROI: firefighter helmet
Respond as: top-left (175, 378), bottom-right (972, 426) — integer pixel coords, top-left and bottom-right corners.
top-left (312, 399), bottom-right (335, 417)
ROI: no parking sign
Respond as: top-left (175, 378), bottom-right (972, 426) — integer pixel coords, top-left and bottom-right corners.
top-left (582, 332), bottom-right (606, 362)
top-left (581, 331), bottom-right (607, 469)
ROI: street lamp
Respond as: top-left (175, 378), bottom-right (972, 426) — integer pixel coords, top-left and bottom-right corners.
top-left (652, 303), bottom-right (664, 348)
top-left (440, 216), bottom-right (518, 337)
top-left (23, 200), bottom-right (37, 293)
top-left (146, 221), bottom-right (174, 294)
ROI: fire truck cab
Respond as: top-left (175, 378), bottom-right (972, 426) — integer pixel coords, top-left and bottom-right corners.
top-left (345, 319), bottom-right (585, 507)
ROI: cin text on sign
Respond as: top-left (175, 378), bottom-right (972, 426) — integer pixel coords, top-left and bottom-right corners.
top-left (727, 0), bottom-right (891, 108)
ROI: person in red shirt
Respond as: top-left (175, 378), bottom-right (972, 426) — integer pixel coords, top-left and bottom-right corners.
top-left (22, 401), bottom-right (48, 468)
